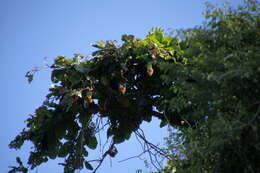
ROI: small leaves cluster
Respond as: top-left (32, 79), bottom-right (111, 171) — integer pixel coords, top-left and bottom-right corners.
top-left (163, 1), bottom-right (260, 173)
top-left (8, 157), bottom-right (28, 173)
top-left (10, 28), bottom-right (189, 172)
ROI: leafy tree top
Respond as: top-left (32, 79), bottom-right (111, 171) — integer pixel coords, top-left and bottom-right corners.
top-left (9, 1), bottom-right (260, 173)
top-left (10, 27), bottom-right (192, 173)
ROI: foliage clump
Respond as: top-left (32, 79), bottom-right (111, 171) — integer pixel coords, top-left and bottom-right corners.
top-left (162, 1), bottom-right (260, 173)
top-left (9, 1), bottom-right (260, 173)
top-left (10, 27), bottom-right (189, 173)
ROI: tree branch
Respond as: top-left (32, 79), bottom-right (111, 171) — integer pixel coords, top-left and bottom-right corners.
top-left (92, 141), bottom-right (116, 173)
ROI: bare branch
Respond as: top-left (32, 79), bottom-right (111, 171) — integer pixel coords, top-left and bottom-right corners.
top-left (92, 141), bottom-right (116, 173)
top-left (135, 130), bottom-right (170, 159)
top-left (118, 149), bottom-right (150, 163)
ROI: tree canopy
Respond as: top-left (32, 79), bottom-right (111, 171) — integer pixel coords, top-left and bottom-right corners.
top-left (9, 1), bottom-right (260, 173)
top-left (161, 1), bottom-right (260, 172)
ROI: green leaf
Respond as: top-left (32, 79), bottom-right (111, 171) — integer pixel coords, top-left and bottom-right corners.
top-left (47, 150), bottom-right (57, 159)
top-left (107, 127), bottom-right (114, 138)
top-left (16, 157), bottom-right (23, 166)
top-left (51, 69), bottom-right (65, 83)
top-left (58, 143), bottom-right (70, 157)
top-left (122, 34), bottom-right (135, 42)
top-left (75, 65), bottom-right (90, 74)
top-left (54, 123), bottom-right (66, 139)
top-left (54, 56), bottom-right (66, 66)
top-left (79, 113), bottom-right (91, 124)
top-left (92, 40), bottom-right (106, 49)
top-left (85, 161), bottom-right (93, 170)
top-left (124, 132), bottom-right (131, 140)
top-left (160, 119), bottom-right (167, 128)
top-left (143, 115), bottom-right (152, 122)
top-left (70, 76), bottom-right (81, 86)
top-left (87, 136), bottom-right (98, 150)
top-left (136, 54), bottom-right (148, 59)
top-left (113, 135), bottom-right (125, 144)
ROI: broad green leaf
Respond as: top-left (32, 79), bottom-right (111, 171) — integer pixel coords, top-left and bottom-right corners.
top-left (92, 40), bottom-right (106, 49)
top-left (51, 69), bottom-right (65, 83)
top-left (107, 127), bottom-right (114, 138)
top-left (16, 157), bottom-right (22, 166)
top-left (160, 119), bottom-right (167, 128)
top-left (85, 161), bottom-right (93, 170)
top-left (47, 149), bottom-right (57, 159)
top-left (86, 136), bottom-right (98, 150)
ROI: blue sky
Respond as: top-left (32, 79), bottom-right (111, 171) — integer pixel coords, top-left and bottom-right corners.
top-left (1, 0), bottom-right (243, 172)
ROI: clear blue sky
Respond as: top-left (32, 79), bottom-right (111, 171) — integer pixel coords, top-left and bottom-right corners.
top-left (1, 0), bottom-right (243, 172)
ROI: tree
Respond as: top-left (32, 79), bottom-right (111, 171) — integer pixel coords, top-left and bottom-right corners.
top-left (9, 27), bottom-right (187, 173)
top-left (161, 1), bottom-right (260, 173)
top-left (9, 1), bottom-right (260, 173)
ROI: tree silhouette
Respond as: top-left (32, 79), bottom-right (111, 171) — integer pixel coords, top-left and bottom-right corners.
top-left (9, 1), bottom-right (260, 173)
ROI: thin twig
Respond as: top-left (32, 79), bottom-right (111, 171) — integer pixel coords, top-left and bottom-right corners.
top-left (147, 149), bottom-right (160, 171)
top-left (135, 132), bottom-right (145, 151)
top-left (92, 141), bottom-right (115, 173)
top-left (118, 149), bottom-right (150, 163)
top-left (135, 130), bottom-right (170, 159)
